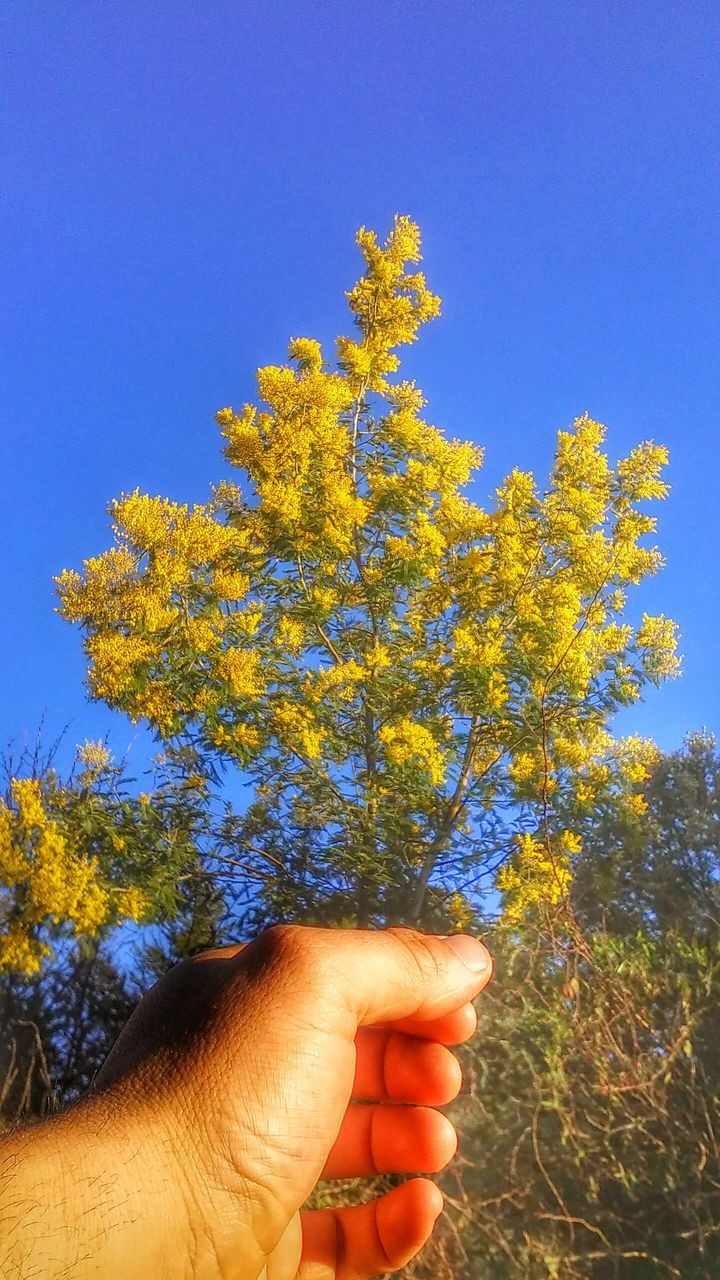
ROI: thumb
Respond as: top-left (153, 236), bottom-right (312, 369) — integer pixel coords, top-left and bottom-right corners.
top-left (244, 924), bottom-right (493, 1032)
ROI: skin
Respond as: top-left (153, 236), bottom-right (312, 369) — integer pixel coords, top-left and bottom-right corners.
top-left (0, 924), bottom-right (493, 1279)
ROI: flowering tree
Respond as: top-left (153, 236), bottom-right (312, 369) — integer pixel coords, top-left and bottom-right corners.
top-left (54, 216), bottom-right (679, 936)
top-left (0, 740), bottom-right (216, 976)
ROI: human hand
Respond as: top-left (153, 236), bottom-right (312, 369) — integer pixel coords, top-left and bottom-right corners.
top-left (92, 925), bottom-right (493, 1278)
top-left (0, 925), bottom-right (492, 1280)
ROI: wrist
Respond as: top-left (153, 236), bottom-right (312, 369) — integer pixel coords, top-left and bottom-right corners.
top-left (0, 1093), bottom-right (196, 1280)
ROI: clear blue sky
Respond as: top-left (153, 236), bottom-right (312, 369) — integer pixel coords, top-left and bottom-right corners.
top-left (3, 0), bottom-right (719, 786)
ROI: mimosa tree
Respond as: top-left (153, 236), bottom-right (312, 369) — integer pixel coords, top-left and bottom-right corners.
top-left (0, 739), bottom-right (218, 977)
top-left (55, 216), bottom-right (679, 935)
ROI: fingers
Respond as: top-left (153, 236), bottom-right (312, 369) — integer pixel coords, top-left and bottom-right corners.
top-left (352, 1027), bottom-right (462, 1105)
top-left (331, 1026), bottom-right (464, 1182)
top-left (386, 1000), bottom-right (478, 1045)
top-left (299, 1178), bottom-right (444, 1279)
top-left (320, 1101), bottom-right (457, 1179)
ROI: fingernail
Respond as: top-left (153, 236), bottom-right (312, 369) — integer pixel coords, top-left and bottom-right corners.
top-left (439, 934), bottom-right (492, 974)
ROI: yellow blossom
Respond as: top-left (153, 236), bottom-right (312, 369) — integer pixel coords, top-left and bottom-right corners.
top-left (364, 642), bottom-right (392, 671)
top-left (379, 716), bottom-right (446, 787)
top-left (446, 891), bottom-right (476, 932)
top-left (218, 648), bottom-right (265, 700)
top-left (86, 630), bottom-right (154, 700)
top-left (11, 778), bottom-right (46, 830)
top-left (0, 777), bottom-right (152, 976)
top-left (275, 615), bottom-right (305, 655)
top-left (498, 833), bottom-right (572, 926)
top-left (76, 741), bottom-right (113, 773)
top-left (213, 569), bottom-right (250, 600)
top-left (272, 700), bottom-right (324, 760)
top-left (114, 885), bottom-right (149, 921)
top-left (627, 792), bottom-right (649, 815)
top-left (132, 681), bottom-right (176, 730)
top-left (637, 613), bottom-right (681, 680)
top-left (235, 604), bottom-right (264, 637)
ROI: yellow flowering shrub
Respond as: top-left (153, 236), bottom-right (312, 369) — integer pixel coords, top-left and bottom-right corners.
top-left (497, 831), bottom-right (577, 926)
top-left (379, 717), bottom-right (447, 788)
top-left (0, 775), bottom-right (148, 976)
top-left (54, 216), bottom-right (679, 931)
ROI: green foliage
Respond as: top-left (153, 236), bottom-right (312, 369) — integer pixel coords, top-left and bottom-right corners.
top-left (455, 924), bottom-right (720, 1278)
top-left (424, 734), bottom-right (720, 1279)
top-left (574, 731), bottom-right (720, 940)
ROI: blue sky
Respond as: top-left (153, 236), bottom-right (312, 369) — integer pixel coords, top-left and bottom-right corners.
top-left (3, 0), bottom-right (719, 788)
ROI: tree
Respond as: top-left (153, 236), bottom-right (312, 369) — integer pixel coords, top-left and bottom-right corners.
top-left (573, 730), bottom-right (720, 939)
top-left (2, 217), bottom-right (688, 1270)
top-left (55, 216), bottom-right (679, 940)
top-left (0, 738), bottom-right (151, 978)
top-left (1, 936), bottom-right (138, 1125)
top-left (0, 733), bottom-right (227, 1121)
top-left (445, 737), bottom-right (720, 1278)
top-left (452, 924), bottom-right (720, 1279)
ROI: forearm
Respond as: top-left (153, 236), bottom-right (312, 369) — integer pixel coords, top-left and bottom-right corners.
top-left (0, 1095), bottom-right (193, 1280)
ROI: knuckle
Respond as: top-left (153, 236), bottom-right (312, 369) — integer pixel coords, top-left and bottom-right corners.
top-left (386, 925), bottom-right (445, 987)
top-left (259, 922), bottom-right (312, 968)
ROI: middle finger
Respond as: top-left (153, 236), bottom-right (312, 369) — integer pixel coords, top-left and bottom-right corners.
top-left (352, 1026), bottom-right (463, 1106)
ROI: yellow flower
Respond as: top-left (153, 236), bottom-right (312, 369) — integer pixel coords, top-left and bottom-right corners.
top-left (498, 832), bottom-right (572, 926)
top-left (213, 569), bottom-right (250, 601)
top-left (10, 778), bottom-right (46, 830)
top-left (446, 891), bottom-right (476, 932)
top-left (312, 659), bottom-right (365, 701)
top-left (114, 885), bottom-right (149, 922)
top-left (509, 752), bottom-right (538, 784)
top-left (185, 616), bottom-right (219, 653)
top-left (288, 337), bottom-right (323, 372)
top-left (0, 924), bottom-right (50, 976)
top-left (235, 604), bottom-right (264, 637)
top-left (637, 613), bottom-right (681, 680)
top-left (275, 615), bottom-right (305, 655)
top-left (76, 740), bottom-right (112, 772)
top-left (86, 630), bottom-right (153, 700)
top-left (0, 773), bottom-right (150, 976)
top-left (272, 700), bottom-right (324, 760)
top-left (627, 792), bottom-right (648, 816)
top-left (364, 642), bottom-right (392, 671)
top-left (217, 648), bottom-right (265, 700)
top-left (379, 716), bottom-right (446, 787)
top-left (561, 830), bottom-right (583, 856)
top-left (133, 681), bottom-right (176, 730)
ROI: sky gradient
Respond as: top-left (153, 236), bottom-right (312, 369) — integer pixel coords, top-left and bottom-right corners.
top-left (3, 0), bottom-right (719, 787)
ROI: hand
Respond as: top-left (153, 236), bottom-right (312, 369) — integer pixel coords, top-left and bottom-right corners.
top-left (0, 925), bottom-right (492, 1279)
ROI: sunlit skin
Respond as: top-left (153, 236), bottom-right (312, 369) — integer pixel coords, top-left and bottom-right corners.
top-left (0, 925), bottom-right (492, 1279)
top-left (93, 925), bottom-right (492, 1279)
